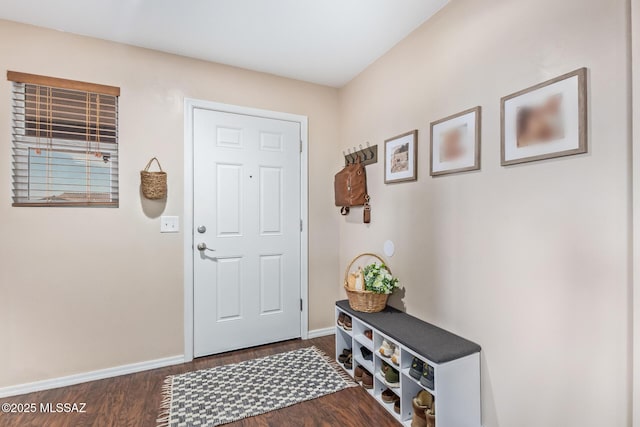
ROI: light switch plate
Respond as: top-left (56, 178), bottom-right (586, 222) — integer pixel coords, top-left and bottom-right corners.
top-left (160, 216), bottom-right (180, 233)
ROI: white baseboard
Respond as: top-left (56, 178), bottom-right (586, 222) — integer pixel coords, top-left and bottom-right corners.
top-left (1, 329), bottom-right (335, 398)
top-left (0, 355), bottom-right (184, 398)
top-left (307, 327), bottom-right (335, 339)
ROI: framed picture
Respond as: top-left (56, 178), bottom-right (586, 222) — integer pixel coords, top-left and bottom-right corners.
top-left (501, 68), bottom-right (587, 166)
top-left (384, 130), bottom-right (418, 184)
top-left (430, 106), bottom-right (481, 176)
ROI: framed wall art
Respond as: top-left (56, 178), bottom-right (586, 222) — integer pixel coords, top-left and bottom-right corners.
top-left (430, 106), bottom-right (481, 176)
top-left (501, 68), bottom-right (587, 166)
top-left (384, 130), bottom-right (418, 184)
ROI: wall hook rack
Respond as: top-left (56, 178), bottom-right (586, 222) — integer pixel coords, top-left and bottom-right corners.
top-left (344, 142), bottom-right (378, 166)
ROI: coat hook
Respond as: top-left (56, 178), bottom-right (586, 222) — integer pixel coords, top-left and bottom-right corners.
top-left (362, 142), bottom-right (371, 160)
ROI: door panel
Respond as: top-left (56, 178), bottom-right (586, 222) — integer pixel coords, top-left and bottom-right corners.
top-left (216, 126), bottom-right (243, 148)
top-left (259, 166), bottom-right (283, 235)
top-left (259, 132), bottom-right (283, 151)
top-left (216, 164), bottom-right (243, 236)
top-left (216, 257), bottom-right (243, 321)
top-left (193, 108), bottom-right (301, 357)
top-left (259, 254), bottom-right (283, 314)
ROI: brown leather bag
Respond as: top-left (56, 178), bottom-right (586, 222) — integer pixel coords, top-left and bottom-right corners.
top-left (334, 160), bottom-right (371, 223)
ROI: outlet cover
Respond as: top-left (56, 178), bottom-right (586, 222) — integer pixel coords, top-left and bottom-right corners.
top-left (160, 216), bottom-right (180, 233)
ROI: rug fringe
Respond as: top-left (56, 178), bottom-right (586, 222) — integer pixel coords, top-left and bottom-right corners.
top-left (309, 345), bottom-right (358, 387)
top-left (156, 375), bottom-right (173, 427)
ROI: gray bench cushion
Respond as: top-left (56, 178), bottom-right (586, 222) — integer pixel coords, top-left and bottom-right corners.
top-left (336, 300), bottom-right (480, 364)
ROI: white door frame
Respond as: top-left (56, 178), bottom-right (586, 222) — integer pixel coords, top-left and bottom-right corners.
top-left (183, 98), bottom-right (309, 362)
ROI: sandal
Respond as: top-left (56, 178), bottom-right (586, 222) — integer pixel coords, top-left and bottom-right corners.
top-left (344, 354), bottom-right (353, 370)
top-left (343, 315), bottom-right (352, 331)
top-left (338, 349), bottom-right (351, 364)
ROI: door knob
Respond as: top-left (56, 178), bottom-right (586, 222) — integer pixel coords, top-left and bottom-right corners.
top-left (197, 242), bottom-right (216, 252)
top-left (197, 225), bottom-right (207, 234)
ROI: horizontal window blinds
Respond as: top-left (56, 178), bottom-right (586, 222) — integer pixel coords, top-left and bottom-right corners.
top-left (8, 71), bottom-right (120, 207)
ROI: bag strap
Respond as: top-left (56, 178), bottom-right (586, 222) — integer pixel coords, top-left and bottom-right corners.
top-left (363, 195), bottom-right (371, 224)
top-left (144, 157), bottom-right (163, 172)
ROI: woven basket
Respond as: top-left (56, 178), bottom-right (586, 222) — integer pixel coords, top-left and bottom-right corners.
top-left (141, 157), bottom-right (167, 200)
top-left (344, 253), bottom-right (390, 313)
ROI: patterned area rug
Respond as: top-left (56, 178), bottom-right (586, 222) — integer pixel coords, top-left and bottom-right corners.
top-left (157, 346), bottom-right (356, 427)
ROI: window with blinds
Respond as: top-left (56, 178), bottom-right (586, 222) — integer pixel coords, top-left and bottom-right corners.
top-left (8, 71), bottom-right (120, 207)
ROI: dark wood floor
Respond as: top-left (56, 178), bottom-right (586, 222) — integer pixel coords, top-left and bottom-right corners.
top-left (0, 335), bottom-right (398, 427)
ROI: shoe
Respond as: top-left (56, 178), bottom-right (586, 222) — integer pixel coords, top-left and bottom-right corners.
top-left (393, 398), bottom-right (401, 414)
top-left (409, 357), bottom-right (424, 380)
top-left (354, 365), bottom-right (364, 383)
top-left (420, 364), bottom-right (435, 390)
top-left (391, 347), bottom-right (400, 365)
top-left (415, 390), bottom-right (434, 409)
top-left (380, 360), bottom-right (390, 376)
top-left (381, 388), bottom-right (396, 403)
top-left (343, 316), bottom-right (352, 331)
top-left (337, 312), bottom-right (345, 326)
top-left (360, 346), bottom-right (373, 361)
top-left (426, 408), bottom-right (435, 427)
top-left (364, 330), bottom-right (373, 340)
top-left (384, 366), bottom-right (400, 388)
top-left (338, 349), bottom-right (351, 364)
top-left (362, 369), bottom-right (373, 389)
top-left (379, 339), bottom-right (395, 357)
top-left (411, 398), bottom-right (428, 427)
top-left (344, 354), bottom-right (353, 370)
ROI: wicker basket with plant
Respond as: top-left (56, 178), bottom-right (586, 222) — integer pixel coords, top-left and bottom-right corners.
top-left (344, 253), bottom-right (399, 313)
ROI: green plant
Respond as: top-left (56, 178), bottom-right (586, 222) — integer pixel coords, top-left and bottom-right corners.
top-left (363, 263), bottom-right (399, 294)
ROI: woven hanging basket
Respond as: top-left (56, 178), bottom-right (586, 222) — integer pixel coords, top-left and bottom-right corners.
top-left (344, 253), bottom-right (390, 313)
top-left (141, 157), bottom-right (167, 200)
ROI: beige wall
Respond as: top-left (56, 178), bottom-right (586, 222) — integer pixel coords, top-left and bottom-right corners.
top-left (1, 2), bottom-right (636, 423)
top-left (0, 20), bottom-right (341, 387)
top-left (338, 0), bottom-right (631, 426)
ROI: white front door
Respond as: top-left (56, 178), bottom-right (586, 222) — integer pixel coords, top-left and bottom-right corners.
top-left (193, 108), bottom-right (302, 357)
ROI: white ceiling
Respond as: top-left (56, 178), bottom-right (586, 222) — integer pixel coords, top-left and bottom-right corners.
top-left (0, 0), bottom-right (448, 87)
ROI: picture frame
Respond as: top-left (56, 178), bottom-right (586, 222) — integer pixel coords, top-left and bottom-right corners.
top-left (500, 68), bottom-right (587, 166)
top-left (430, 106), bottom-right (481, 176)
top-left (384, 130), bottom-right (418, 184)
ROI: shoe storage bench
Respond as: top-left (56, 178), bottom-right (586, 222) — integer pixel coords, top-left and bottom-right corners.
top-left (335, 300), bottom-right (481, 427)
